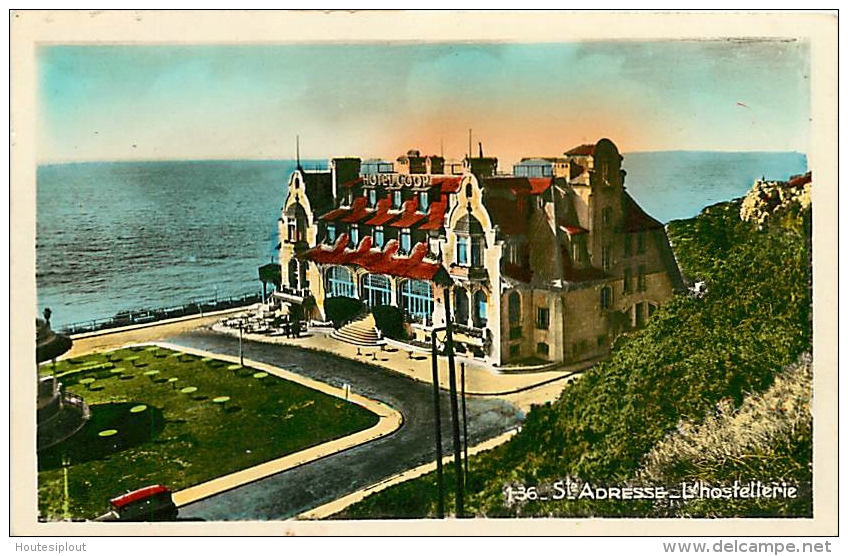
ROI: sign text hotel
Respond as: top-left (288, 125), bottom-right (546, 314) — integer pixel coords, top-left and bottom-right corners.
top-left (363, 174), bottom-right (432, 187)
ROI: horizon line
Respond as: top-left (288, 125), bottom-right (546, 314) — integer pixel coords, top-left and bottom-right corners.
top-left (37, 149), bottom-right (808, 167)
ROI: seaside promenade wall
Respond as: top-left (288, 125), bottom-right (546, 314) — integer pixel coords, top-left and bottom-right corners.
top-left (63, 307), bottom-right (247, 358)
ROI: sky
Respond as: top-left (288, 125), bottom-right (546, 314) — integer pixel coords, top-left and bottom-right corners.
top-left (37, 40), bottom-right (810, 165)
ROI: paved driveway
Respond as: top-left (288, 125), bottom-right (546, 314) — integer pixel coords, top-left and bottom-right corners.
top-left (169, 330), bottom-right (523, 520)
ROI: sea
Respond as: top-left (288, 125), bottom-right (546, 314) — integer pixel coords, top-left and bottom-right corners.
top-left (35, 152), bottom-right (808, 330)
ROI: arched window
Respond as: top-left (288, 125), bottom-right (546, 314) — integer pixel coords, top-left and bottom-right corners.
top-left (508, 291), bottom-right (521, 324)
top-left (401, 279), bottom-right (433, 320)
top-left (454, 287), bottom-right (469, 326)
top-left (473, 290), bottom-right (488, 327)
top-left (455, 212), bottom-right (485, 267)
top-left (362, 273), bottom-right (392, 307)
top-left (285, 202), bottom-right (307, 243)
top-left (326, 266), bottom-right (355, 298)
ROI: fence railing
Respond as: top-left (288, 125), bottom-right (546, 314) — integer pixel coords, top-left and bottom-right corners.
top-left (57, 292), bottom-right (263, 336)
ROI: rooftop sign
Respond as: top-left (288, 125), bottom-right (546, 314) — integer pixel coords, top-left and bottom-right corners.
top-left (363, 173), bottom-right (431, 187)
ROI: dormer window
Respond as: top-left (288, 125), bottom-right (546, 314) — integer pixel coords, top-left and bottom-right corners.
top-left (373, 227), bottom-right (384, 248)
top-left (326, 223), bottom-right (336, 244)
top-left (368, 189), bottom-right (377, 207)
top-left (400, 229), bottom-right (411, 253)
top-left (350, 224), bottom-right (359, 247)
top-left (419, 191), bottom-right (429, 212)
top-left (572, 237), bottom-right (583, 264)
top-left (393, 190), bottom-right (403, 209)
top-left (454, 212), bottom-right (485, 268)
top-left (506, 242), bottom-right (523, 266)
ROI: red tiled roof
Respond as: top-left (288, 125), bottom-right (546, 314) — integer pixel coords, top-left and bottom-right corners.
top-left (339, 177), bottom-right (364, 189)
top-left (560, 225), bottom-right (589, 235)
top-left (621, 192), bottom-right (664, 233)
top-left (303, 236), bottom-right (447, 281)
top-left (565, 144), bottom-right (595, 156)
top-left (788, 171), bottom-right (812, 188)
top-left (364, 195), bottom-right (398, 226)
top-left (318, 206), bottom-right (351, 221)
top-left (306, 233), bottom-right (351, 262)
top-left (388, 196), bottom-right (427, 228)
top-left (431, 176), bottom-right (462, 193)
top-left (527, 178), bottom-right (553, 195)
top-left (110, 485), bottom-right (170, 509)
top-left (340, 197), bottom-right (371, 223)
top-left (418, 199), bottom-right (449, 231)
top-left (481, 177), bottom-right (552, 196)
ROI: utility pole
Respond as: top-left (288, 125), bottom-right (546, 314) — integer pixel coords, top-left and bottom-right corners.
top-left (443, 290), bottom-right (464, 517)
top-left (239, 322), bottom-right (244, 367)
top-left (461, 361), bottom-right (469, 482)
top-left (430, 329), bottom-right (445, 519)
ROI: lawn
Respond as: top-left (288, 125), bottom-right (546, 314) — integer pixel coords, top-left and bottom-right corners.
top-left (37, 345), bottom-right (379, 520)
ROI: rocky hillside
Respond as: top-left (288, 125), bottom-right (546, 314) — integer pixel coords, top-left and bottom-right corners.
top-left (740, 172), bottom-right (811, 229)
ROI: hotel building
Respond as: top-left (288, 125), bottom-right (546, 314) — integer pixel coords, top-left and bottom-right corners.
top-left (275, 138), bottom-right (683, 367)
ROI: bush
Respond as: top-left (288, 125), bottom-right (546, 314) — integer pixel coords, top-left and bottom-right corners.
top-left (371, 305), bottom-right (407, 340)
top-left (323, 296), bottom-right (365, 328)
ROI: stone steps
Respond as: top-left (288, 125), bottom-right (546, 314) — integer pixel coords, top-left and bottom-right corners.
top-left (331, 314), bottom-right (383, 347)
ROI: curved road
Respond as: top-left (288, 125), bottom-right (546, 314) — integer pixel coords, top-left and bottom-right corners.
top-left (169, 330), bottom-right (523, 520)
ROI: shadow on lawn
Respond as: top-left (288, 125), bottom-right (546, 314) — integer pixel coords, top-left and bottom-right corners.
top-left (38, 402), bottom-right (166, 471)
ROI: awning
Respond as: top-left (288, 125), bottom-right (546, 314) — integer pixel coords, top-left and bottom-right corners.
top-left (258, 263), bottom-right (282, 286)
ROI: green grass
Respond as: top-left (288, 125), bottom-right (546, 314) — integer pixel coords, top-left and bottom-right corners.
top-left (37, 346), bottom-right (379, 520)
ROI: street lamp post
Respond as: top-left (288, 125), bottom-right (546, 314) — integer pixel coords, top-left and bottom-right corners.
top-left (442, 290), bottom-right (464, 518)
top-left (430, 327), bottom-right (446, 519)
top-left (461, 361), bottom-right (469, 483)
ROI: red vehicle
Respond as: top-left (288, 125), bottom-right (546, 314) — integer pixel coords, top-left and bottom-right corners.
top-left (96, 485), bottom-right (178, 522)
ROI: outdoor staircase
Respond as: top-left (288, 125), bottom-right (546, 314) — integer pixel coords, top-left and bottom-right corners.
top-left (331, 313), bottom-right (383, 347)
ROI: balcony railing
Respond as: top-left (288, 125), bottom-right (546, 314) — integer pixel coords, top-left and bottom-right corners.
top-left (454, 323), bottom-right (486, 338)
top-left (274, 286), bottom-right (312, 302)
